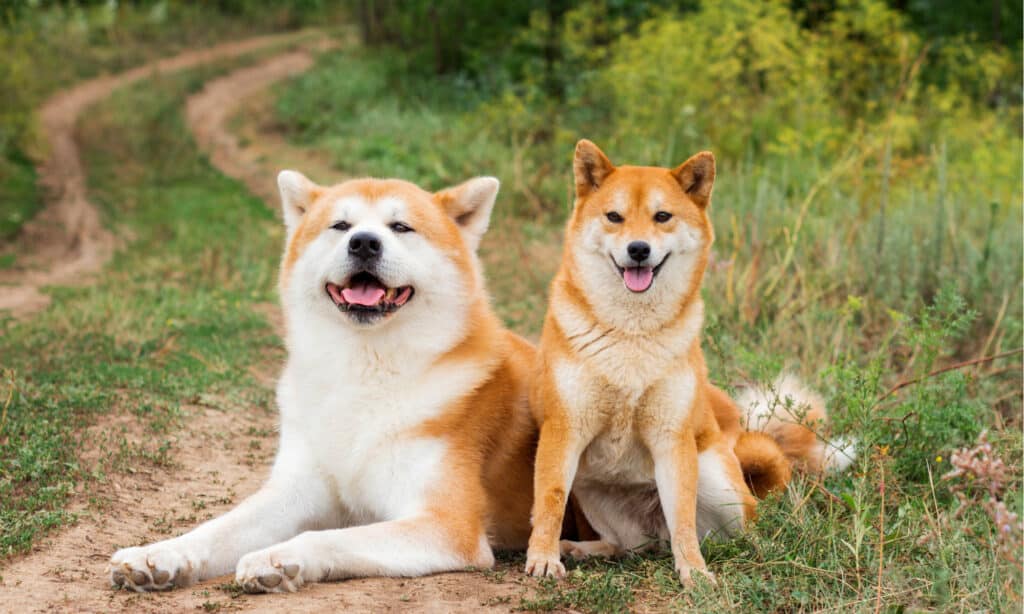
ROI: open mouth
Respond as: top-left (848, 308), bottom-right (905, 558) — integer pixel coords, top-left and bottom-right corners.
top-left (613, 254), bottom-right (670, 293)
top-left (325, 272), bottom-right (414, 322)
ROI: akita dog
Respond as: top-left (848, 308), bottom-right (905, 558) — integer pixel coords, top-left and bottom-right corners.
top-left (109, 172), bottom-right (541, 592)
top-left (525, 141), bottom-right (853, 585)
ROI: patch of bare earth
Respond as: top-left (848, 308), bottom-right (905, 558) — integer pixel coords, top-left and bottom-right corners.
top-left (0, 45), bottom-right (545, 613)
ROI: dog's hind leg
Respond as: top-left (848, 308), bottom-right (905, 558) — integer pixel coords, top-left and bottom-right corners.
top-left (235, 515), bottom-right (493, 593)
top-left (695, 443), bottom-right (757, 541)
top-left (559, 539), bottom-right (621, 560)
top-left (570, 482), bottom-right (663, 552)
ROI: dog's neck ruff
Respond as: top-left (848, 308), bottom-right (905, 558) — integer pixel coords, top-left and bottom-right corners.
top-left (553, 276), bottom-right (704, 361)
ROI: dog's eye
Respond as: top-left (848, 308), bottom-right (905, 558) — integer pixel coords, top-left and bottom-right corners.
top-left (390, 222), bottom-right (414, 233)
top-left (605, 212), bottom-right (624, 223)
top-left (654, 211), bottom-right (673, 223)
top-left (331, 221), bottom-right (351, 232)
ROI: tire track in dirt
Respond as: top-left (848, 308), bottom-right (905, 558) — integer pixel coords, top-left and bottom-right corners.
top-left (0, 30), bottom-right (316, 320)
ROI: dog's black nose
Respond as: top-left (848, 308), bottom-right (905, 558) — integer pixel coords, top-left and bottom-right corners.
top-left (627, 241), bottom-right (651, 263)
top-left (348, 232), bottom-right (382, 260)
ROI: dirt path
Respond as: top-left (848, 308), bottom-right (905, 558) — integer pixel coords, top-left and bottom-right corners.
top-left (186, 45), bottom-right (342, 203)
top-left (0, 30), bottom-right (317, 320)
top-left (0, 45), bottom-right (543, 614)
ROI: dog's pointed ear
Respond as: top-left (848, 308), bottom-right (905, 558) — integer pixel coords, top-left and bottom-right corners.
top-left (671, 151), bottom-right (715, 208)
top-left (434, 176), bottom-right (499, 252)
top-left (278, 170), bottom-right (321, 232)
top-left (574, 139), bottom-right (615, 199)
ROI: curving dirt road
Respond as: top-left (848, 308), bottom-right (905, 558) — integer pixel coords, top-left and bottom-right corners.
top-left (187, 42), bottom-right (343, 203)
top-left (0, 30), bottom-right (316, 320)
top-left (0, 41), bottom-right (538, 613)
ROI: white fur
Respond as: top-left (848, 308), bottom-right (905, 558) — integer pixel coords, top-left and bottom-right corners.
top-left (529, 187), bottom-right (731, 583)
top-left (278, 170), bottom-right (317, 232)
top-left (110, 181), bottom-right (498, 593)
top-left (694, 448), bottom-right (746, 540)
top-left (735, 373), bottom-right (857, 472)
top-left (552, 291), bottom-right (704, 400)
top-left (571, 215), bottom-right (706, 334)
top-left (448, 176), bottom-right (499, 251)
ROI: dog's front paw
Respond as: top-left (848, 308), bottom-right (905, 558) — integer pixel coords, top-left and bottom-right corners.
top-left (236, 547), bottom-right (305, 594)
top-left (676, 563), bottom-right (716, 588)
top-left (109, 542), bottom-right (201, 592)
top-left (524, 548), bottom-right (565, 578)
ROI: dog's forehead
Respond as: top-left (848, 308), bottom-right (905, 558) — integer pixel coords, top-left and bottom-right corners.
top-left (327, 195), bottom-right (407, 220)
top-left (605, 186), bottom-right (667, 214)
top-left (311, 179), bottom-right (436, 220)
top-left (585, 168), bottom-right (680, 211)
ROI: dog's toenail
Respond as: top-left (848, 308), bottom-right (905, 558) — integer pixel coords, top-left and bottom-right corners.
top-left (259, 573), bottom-right (282, 588)
top-left (283, 564), bottom-right (299, 578)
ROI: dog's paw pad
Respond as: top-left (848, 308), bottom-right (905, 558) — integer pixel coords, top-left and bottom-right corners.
top-left (109, 544), bottom-right (196, 592)
top-left (130, 570), bottom-right (150, 586)
top-left (259, 573), bottom-right (282, 588)
top-left (236, 551), bottom-right (304, 593)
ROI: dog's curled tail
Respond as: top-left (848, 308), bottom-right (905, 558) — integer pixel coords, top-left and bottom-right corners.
top-left (735, 374), bottom-right (857, 474)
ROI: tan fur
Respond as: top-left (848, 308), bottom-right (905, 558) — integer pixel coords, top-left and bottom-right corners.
top-left (300, 178), bottom-right (540, 559)
top-left (707, 384), bottom-right (791, 496)
top-left (525, 141), bottom-right (750, 585)
top-left (735, 374), bottom-right (855, 473)
top-left (524, 140), bottom-right (846, 586)
top-left (279, 176), bottom-right (542, 569)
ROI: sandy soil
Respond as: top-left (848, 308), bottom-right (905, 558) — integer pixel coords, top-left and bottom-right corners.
top-left (0, 41), bottom-right (547, 614)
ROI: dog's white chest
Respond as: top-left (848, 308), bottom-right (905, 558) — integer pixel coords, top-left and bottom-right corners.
top-left (557, 360), bottom-right (698, 487)
top-left (588, 336), bottom-right (677, 399)
top-left (276, 360), bottom-right (478, 523)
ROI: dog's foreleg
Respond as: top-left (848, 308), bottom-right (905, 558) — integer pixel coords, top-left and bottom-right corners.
top-left (648, 426), bottom-right (713, 587)
top-left (110, 434), bottom-right (333, 591)
top-left (525, 414), bottom-right (589, 578)
top-left (235, 516), bottom-right (490, 593)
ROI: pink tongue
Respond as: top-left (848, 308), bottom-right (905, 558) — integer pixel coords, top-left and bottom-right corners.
top-left (341, 282), bottom-right (385, 306)
top-left (623, 267), bottom-right (654, 292)
top-left (394, 287), bottom-right (412, 306)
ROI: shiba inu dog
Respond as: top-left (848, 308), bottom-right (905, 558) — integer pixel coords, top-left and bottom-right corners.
top-left (109, 172), bottom-right (542, 593)
top-left (525, 140), bottom-right (853, 585)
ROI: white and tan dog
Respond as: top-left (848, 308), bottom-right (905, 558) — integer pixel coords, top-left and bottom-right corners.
top-left (525, 141), bottom-right (853, 585)
top-left (109, 172), bottom-right (541, 592)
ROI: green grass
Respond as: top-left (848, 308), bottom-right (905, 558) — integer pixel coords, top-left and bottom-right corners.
top-left (271, 47), bottom-right (1023, 611)
top-left (0, 151), bottom-right (39, 243)
top-left (0, 2), bottom-right (330, 240)
top-left (0, 8), bottom-right (1018, 611)
top-left (0, 63), bottom-right (283, 556)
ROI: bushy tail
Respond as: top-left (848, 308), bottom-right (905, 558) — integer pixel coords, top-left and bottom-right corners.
top-left (734, 374), bottom-right (856, 474)
top-left (734, 431), bottom-right (792, 498)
